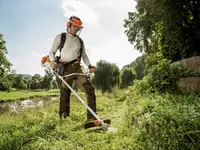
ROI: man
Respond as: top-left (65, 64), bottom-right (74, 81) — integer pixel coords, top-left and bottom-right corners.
top-left (49, 16), bottom-right (96, 121)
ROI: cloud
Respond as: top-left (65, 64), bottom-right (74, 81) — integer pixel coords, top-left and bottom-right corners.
top-left (61, 0), bottom-right (99, 26)
top-left (87, 33), bottom-right (142, 69)
top-left (60, 0), bottom-right (140, 69)
top-left (7, 0), bottom-right (138, 76)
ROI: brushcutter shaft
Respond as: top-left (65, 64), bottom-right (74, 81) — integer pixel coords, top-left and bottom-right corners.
top-left (54, 71), bottom-right (107, 129)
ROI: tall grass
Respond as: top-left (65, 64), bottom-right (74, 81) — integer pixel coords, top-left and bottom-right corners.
top-left (126, 86), bottom-right (200, 150)
top-left (2, 87), bottom-right (199, 149)
top-left (0, 90), bottom-right (135, 150)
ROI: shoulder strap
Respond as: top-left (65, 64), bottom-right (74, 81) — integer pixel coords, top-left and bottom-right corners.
top-left (59, 33), bottom-right (66, 52)
top-left (76, 35), bottom-right (83, 60)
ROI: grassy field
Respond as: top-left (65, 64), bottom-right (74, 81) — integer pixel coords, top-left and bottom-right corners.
top-left (0, 90), bottom-right (133, 150)
top-left (0, 89), bottom-right (60, 102)
top-left (1, 88), bottom-right (199, 149)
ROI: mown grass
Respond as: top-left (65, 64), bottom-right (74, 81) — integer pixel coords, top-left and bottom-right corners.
top-left (0, 90), bottom-right (134, 150)
top-left (0, 89), bottom-right (60, 102)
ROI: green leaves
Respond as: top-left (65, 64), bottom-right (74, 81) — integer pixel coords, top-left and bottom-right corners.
top-left (121, 67), bottom-right (136, 88)
top-left (126, 92), bottom-right (200, 149)
top-left (93, 60), bottom-right (120, 93)
top-left (124, 0), bottom-right (200, 61)
top-left (0, 34), bottom-right (12, 91)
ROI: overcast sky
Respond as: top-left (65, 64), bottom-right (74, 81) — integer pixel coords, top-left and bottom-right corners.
top-left (0, 0), bottom-right (142, 76)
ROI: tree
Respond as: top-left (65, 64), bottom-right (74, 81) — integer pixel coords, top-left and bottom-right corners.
top-left (111, 63), bottom-right (120, 88)
top-left (94, 60), bottom-right (120, 93)
top-left (0, 33), bottom-right (12, 91)
top-left (7, 70), bottom-right (17, 89)
top-left (121, 67), bottom-right (136, 88)
top-left (13, 74), bottom-right (27, 90)
top-left (42, 69), bottom-right (54, 90)
top-left (130, 54), bottom-right (146, 79)
top-left (124, 0), bottom-right (200, 61)
top-left (30, 74), bottom-right (43, 89)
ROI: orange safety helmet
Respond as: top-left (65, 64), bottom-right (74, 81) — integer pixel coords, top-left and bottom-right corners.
top-left (66, 16), bottom-right (83, 29)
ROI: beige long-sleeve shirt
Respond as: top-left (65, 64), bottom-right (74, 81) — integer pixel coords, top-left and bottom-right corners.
top-left (49, 33), bottom-right (91, 67)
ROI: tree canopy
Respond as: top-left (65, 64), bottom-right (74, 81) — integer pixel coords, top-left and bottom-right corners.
top-left (94, 60), bottom-right (120, 93)
top-left (0, 34), bottom-right (12, 91)
top-left (124, 0), bottom-right (200, 61)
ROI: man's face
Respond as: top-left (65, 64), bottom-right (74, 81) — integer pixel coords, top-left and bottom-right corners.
top-left (68, 24), bottom-right (80, 35)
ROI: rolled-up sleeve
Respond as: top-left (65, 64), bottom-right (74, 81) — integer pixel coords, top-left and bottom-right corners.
top-left (49, 34), bottom-right (61, 61)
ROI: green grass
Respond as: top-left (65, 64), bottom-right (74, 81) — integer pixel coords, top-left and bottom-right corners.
top-left (0, 89), bottom-right (60, 102)
top-left (0, 90), bottom-right (134, 150)
top-left (1, 88), bottom-right (200, 149)
top-left (126, 87), bottom-right (200, 150)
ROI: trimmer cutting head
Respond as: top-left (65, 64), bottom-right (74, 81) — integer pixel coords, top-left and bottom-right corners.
top-left (84, 119), bottom-right (117, 132)
top-left (84, 119), bottom-right (111, 129)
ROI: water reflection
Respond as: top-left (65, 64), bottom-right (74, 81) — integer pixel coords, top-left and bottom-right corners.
top-left (0, 97), bottom-right (58, 114)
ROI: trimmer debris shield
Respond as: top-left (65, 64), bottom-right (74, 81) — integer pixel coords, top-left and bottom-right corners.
top-left (84, 119), bottom-right (111, 129)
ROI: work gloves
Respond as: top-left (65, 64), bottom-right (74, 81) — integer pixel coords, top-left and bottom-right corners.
top-left (88, 64), bottom-right (95, 73)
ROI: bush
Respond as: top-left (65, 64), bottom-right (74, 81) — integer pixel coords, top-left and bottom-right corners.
top-left (134, 52), bottom-right (186, 93)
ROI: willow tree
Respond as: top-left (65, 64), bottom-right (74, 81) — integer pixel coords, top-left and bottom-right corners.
top-left (94, 60), bottom-right (120, 93)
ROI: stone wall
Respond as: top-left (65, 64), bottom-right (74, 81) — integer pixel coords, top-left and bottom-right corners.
top-left (177, 56), bottom-right (200, 70)
top-left (176, 77), bottom-right (200, 93)
top-left (175, 56), bottom-right (200, 93)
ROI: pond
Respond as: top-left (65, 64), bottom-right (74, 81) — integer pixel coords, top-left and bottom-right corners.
top-left (0, 96), bottom-right (58, 114)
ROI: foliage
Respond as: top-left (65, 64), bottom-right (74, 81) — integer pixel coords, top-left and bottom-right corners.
top-left (12, 74), bottom-right (28, 90)
top-left (120, 67), bottom-right (136, 88)
top-left (42, 69), bottom-right (54, 90)
top-left (126, 86), bottom-right (200, 149)
top-left (124, 0), bottom-right (200, 61)
top-left (94, 60), bottom-right (120, 93)
top-left (132, 52), bottom-right (187, 93)
top-left (130, 54), bottom-right (146, 79)
top-left (30, 74), bottom-right (43, 89)
top-left (180, 69), bottom-right (200, 78)
top-left (0, 34), bottom-right (12, 91)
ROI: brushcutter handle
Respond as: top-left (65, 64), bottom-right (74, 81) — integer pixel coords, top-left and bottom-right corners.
top-left (41, 55), bottom-right (50, 67)
top-left (41, 55), bottom-right (58, 70)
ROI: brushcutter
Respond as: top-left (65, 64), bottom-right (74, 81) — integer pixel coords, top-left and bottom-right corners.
top-left (41, 56), bottom-right (111, 131)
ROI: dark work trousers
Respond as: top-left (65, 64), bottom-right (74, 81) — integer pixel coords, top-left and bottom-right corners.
top-left (57, 62), bottom-right (96, 120)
